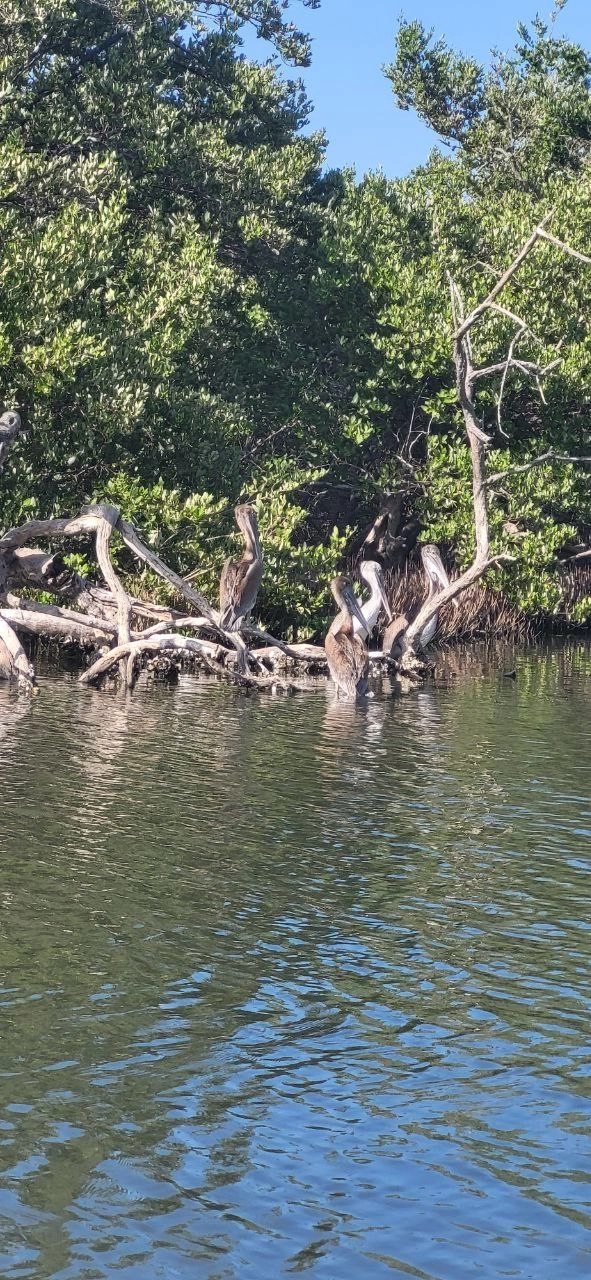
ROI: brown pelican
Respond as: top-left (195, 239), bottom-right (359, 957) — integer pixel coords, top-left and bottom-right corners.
top-left (383, 543), bottom-right (451, 658)
top-left (353, 560), bottom-right (392, 640)
top-left (219, 504), bottom-right (263, 631)
top-left (325, 576), bottom-right (370, 699)
top-left (417, 544), bottom-right (451, 648)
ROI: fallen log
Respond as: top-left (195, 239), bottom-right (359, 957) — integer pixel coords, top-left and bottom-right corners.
top-left (0, 442), bottom-right (388, 696)
top-left (0, 616), bottom-right (36, 692)
top-left (1, 600), bottom-right (115, 645)
top-left (79, 633), bottom-right (320, 693)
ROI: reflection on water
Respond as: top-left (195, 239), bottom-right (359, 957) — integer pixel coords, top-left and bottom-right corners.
top-left (1, 643), bottom-right (591, 1279)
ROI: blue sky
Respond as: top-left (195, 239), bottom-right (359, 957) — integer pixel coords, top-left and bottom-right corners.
top-left (247, 0), bottom-right (591, 177)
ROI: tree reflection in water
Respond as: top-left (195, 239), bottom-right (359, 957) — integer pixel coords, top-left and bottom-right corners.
top-left (0, 643), bottom-right (590, 1278)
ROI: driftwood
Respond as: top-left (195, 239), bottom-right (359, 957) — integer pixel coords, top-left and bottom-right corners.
top-left (0, 425), bottom-right (330, 695)
top-left (79, 634), bottom-right (322, 693)
top-left (2, 599), bottom-right (115, 644)
top-left (0, 615), bottom-right (36, 692)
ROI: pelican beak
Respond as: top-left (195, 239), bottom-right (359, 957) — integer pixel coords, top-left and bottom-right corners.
top-left (378, 577), bottom-right (392, 621)
top-left (432, 564), bottom-right (451, 594)
top-left (346, 584), bottom-right (369, 632)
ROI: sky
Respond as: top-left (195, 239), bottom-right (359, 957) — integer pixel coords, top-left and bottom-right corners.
top-left (246, 0), bottom-right (591, 177)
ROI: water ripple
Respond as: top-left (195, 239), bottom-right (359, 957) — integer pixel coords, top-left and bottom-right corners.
top-left (0, 645), bottom-right (590, 1278)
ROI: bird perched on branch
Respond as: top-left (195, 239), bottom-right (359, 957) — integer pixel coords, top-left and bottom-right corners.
top-left (353, 560), bottom-right (392, 641)
top-left (325, 576), bottom-right (370, 699)
top-left (219, 504), bottom-right (263, 631)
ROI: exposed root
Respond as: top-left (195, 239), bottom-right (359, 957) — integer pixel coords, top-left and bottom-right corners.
top-left (79, 633), bottom-right (320, 693)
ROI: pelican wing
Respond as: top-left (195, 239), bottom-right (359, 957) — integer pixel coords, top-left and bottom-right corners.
top-left (383, 614), bottom-right (408, 659)
top-left (325, 631), bottom-right (369, 698)
top-left (219, 556), bottom-right (263, 630)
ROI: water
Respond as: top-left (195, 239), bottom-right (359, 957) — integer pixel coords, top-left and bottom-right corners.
top-left (1, 645), bottom-right (591, 1279)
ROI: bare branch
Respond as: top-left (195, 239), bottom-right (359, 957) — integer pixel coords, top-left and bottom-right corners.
top-left (455, 223), bottom-right (591, 344)
top-left (0, 512), bottom-right (100, 551)
top-left (454, 215), bottom-right (555, 340)
top-left (470, 353), bottom-right (562, 388)
top-left (2, 602), bottom-right (114, 645)
top-left (79, 635), bottom-right (230, 686)
top-left (79, 633), bottom-right (318, 694)
top-left (449, 275), bottom-right (491, 559)
top-left (402, 553), bottom-right (515, 650)
top-left (93, 506), bottom-right (131, 651)
top-left (486, 302), bottom-right (535, 332)
top-left (559, 548), bottom-right (591, 564)
top-left (5, 594), bottom-right (119, 634)
top-left (537, 229), bottom-right (591, 265)
top-left (485, 451), bottom-right (591, 487)
top-left (497, 326), bottom-right (528, 438)
top-left (116, 517), bottom-right (216, 620)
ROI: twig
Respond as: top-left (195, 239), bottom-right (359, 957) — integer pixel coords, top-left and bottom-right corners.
top-left (485, 451), bottom-right (591, 487)
top-left (537, 229), bottom-right (591, 264)
top-left (454, 215), bottom-right (555, 340)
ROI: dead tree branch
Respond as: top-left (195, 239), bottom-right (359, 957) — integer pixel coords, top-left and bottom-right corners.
top-left (79, 633), bottom-right (319, 693)
top-left (449, 275), bottom-right (491, 562)
top-left (1, 602), bottom-right (114, 646)
top-left (486, 450), bottom-right (591, 486)
top-left (0, 488), bottom-right (326, 692)
top-left (453, 213), bottom-right (561, 341)
top-left (402, 554), bottom-right (515, 652)
top-left (483, 453), bottom-right (591, 486)
top-left (402, 220), bottom-right (591, 661)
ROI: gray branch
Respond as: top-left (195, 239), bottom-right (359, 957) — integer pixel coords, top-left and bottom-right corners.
top-left (485, 451), bottom-right (591, 487)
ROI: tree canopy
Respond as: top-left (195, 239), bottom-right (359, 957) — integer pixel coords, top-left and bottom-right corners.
top-left (0, 2), bottom-right (590, 636)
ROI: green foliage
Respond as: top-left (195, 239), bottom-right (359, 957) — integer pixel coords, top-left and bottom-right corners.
top-left (248, 458), bottom-right (350, 636)
top-left (386, 20), bottom-right (483, 145)
top-left (100, 466), bottom-right (348, 638)
top-left (421, 437), bottom-right (585, 616)
top-left (387, 12), bottom-right (591, 193)
top-left (0, 1), bottom-right (337, 509)
top-left (1, 2), bottom-right (590, 635)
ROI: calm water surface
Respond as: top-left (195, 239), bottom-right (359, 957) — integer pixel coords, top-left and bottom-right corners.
top-left (1, 645), bottom-right (591, 1279)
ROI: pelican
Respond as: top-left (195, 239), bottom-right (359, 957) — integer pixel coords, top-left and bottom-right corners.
top-left (325, 576), bottom-right (370, 699)
top-left (219, 504), bottom-right (263, 631)
top-left (417, 544), bottom-right (452, 648)
top-left (383, 543), bottom-right (452, 658)
top-left (353, 560), bottom-right (392, 640)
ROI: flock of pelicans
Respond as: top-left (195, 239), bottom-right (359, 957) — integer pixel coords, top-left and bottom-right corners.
top-left (219, 503), bottom-right (452, 699)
